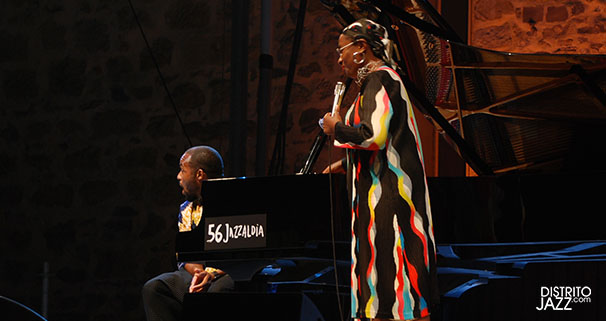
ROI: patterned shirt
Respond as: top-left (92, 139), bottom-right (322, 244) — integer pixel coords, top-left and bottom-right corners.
top-left (176, 201), bottom-right (224, 278)
top-left (177, 200), bottom-right (203, 270)
top-left (178, 201), bottom-right (203, 232)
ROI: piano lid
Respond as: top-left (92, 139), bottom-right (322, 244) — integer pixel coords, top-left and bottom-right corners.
top-left (176, 174), bottom-right (350, 263)
top-left (323, 0), bottom-right (606, 174)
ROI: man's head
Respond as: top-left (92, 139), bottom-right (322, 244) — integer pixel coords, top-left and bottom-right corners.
top-left (177, 145), bottom-right (224, 201)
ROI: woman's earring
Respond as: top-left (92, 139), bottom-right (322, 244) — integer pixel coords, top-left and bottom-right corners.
top-left (353, 51), bottom-right (366, 65)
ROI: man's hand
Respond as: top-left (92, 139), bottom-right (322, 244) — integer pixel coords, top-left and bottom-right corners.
top-left (189, 269), bottom-right (213, 293)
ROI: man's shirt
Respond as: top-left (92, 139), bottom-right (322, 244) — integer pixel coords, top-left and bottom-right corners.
top-left (178, 201), bottom-right (202, 232)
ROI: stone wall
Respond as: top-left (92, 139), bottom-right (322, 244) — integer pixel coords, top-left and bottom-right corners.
top-left (0, 0), bottom-right (454, 319)
top-left (471, 0), bottom-right (606, 54)
top-left (0, 1), bottom-right (346, 320)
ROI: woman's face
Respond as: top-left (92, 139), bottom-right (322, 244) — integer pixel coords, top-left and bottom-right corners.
top-left (337, 34), bottom-right (362, 80)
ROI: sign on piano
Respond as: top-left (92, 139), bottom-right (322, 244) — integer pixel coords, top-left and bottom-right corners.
top-left (204, 214), bottom-right (267, 250)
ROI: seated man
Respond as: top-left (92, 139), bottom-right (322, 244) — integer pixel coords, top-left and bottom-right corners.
top-left (142, 145), bottom-right (234, 321)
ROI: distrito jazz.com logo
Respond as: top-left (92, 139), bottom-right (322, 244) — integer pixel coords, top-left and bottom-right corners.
top-left (536, 286), bottom-right (592, 311)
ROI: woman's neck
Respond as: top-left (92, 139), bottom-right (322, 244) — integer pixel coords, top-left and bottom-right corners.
top-left (356, 59), bottom-right (384, 85)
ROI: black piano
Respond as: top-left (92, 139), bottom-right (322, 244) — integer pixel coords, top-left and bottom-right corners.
top-left (178, 174), bottom-right (351, 320)
top-left (176, 174), bottom-right (349, 263)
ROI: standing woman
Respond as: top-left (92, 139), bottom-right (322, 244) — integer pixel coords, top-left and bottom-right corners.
top-left (322, 19), bottom-right (439, 321)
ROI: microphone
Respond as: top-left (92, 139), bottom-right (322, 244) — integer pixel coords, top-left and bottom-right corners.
top-left (302, 80), bottom-right (349, 174)
top-left (331, 81), bottom-right (346, 116)
top-left (319, 81), bottom-right (346, 129)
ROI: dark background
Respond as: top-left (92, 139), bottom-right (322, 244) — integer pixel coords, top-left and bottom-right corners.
top-left (4, 0), bottom-right (604, 320)
top-left (0, 1), bottom-right (349, 319)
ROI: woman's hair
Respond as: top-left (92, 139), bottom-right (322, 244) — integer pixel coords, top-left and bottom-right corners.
top-left (341, 18), bottom-right (396, 68)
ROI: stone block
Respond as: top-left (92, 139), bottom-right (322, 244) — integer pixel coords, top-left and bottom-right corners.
top-left (74, 19), bottom-right (110, 53)
top-left (474, 0), bottom-right (514, 21)
top-left (33, 184), bottom-right (74, 208)
top-left (106, 56), bottom-right (133, 82)
top-left (297, 62), bottom-right (321, 78)
top-left (49, 57), bottom-right (87, 97)
top-left (139, 38), bottom-right (173, 71)
top-left (139, 212), bottom-right (169, 239)
top-left (289, 82), bottom-right (312, 104)
top-left (590, 43), bottom-right (604, 51)
top-left (102, 216), bottom-right (134, 241)
top-left (208, 79), bottom-right (230, 109)
top-left (56, 266), bottom-right (87, 284)
top-left (542, 24), bottom-right (568, 39)
top-left (92, 109), bottom-right (142, 136)
top-left (571, 1), bottom-right (586, 15)
top-left (0, 123), bottom-right (20, 143)
top-left (473, 24), bottom-right (513, 49)
top-left (165, 0), bottom-right (210, 30)
top-left (110, 86), bottom-right (130, 102)
top-left (2, 69), bottom-right (38, 100)
top-left (299, 107), bottom-right (323, 134)
top-left (0, 33), bottom-right (27, 63)
top-left (0, 155), bottom-right (17, 176)
top-left (44, 221), bottom-right (77, 253)
top-left (115, 5), bottom-right (138, 31)
top-left (577, 25), bottom-right (606, 34)
top-left (63, 147), bottom-right (101, 179)
top-left (130, 85), bottom-right (153, 100)
top-left (116, 147), bottom-right (158, 169)
top-left (164, 82), bottom-right (205, 111)
top-left (523, 6), bottom-right (544, 23)
top-left (149, 175), bottom-right (181, 206)
top-left (5, 229), bottom-right (32, 251)
top-left (183, 119), bottom-right (230, 143)
top-left (546, 6), bottom-right (568, 22)
top-left (146, 115), bottom-right (177, 138)
top-left (39, 20), bottom-right (66, 50)
top-left (78, 180), bottom-right (119, 205)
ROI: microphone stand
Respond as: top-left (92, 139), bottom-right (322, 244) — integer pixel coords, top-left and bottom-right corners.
top-left (298, 129), bottom-right (327, 174)
top-left (298, 79), bottom-right (350, 174)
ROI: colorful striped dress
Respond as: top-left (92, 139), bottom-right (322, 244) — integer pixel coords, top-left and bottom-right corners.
top-left (334, 66), bottom-right (439, 320)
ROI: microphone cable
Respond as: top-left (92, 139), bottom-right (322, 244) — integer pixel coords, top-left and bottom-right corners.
top-left (327, 121), bottom-right (346, 321)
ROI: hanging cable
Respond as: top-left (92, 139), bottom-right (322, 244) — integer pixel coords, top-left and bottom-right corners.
top-left (327, 135), bottom-right (346, 321)
top-left (127, 0), bottom-right (193, 147)
top-left (268, 0), bottom-right (307, 175)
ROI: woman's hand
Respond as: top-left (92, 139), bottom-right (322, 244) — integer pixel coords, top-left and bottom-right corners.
top-left (322, 110), bottom-right (342, 136)
top-left (322, 159), bottom-right (346, 174)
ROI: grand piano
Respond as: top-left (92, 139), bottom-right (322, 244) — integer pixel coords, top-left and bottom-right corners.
top-left (178, 1), bottom-right (606, 320)
top-left (178, 174), bottom-right (352, 320)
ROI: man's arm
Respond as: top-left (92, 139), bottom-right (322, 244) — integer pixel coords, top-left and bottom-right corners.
top-left (183, 262), bottom-right (205, 275)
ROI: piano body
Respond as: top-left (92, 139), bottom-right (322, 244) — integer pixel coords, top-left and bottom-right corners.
top-left (176, 174), bottom-right (349, 263)
top-left (178, 174), bottom-right (351, 320)
top-left (179, 1), bottom-right (606, 320)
